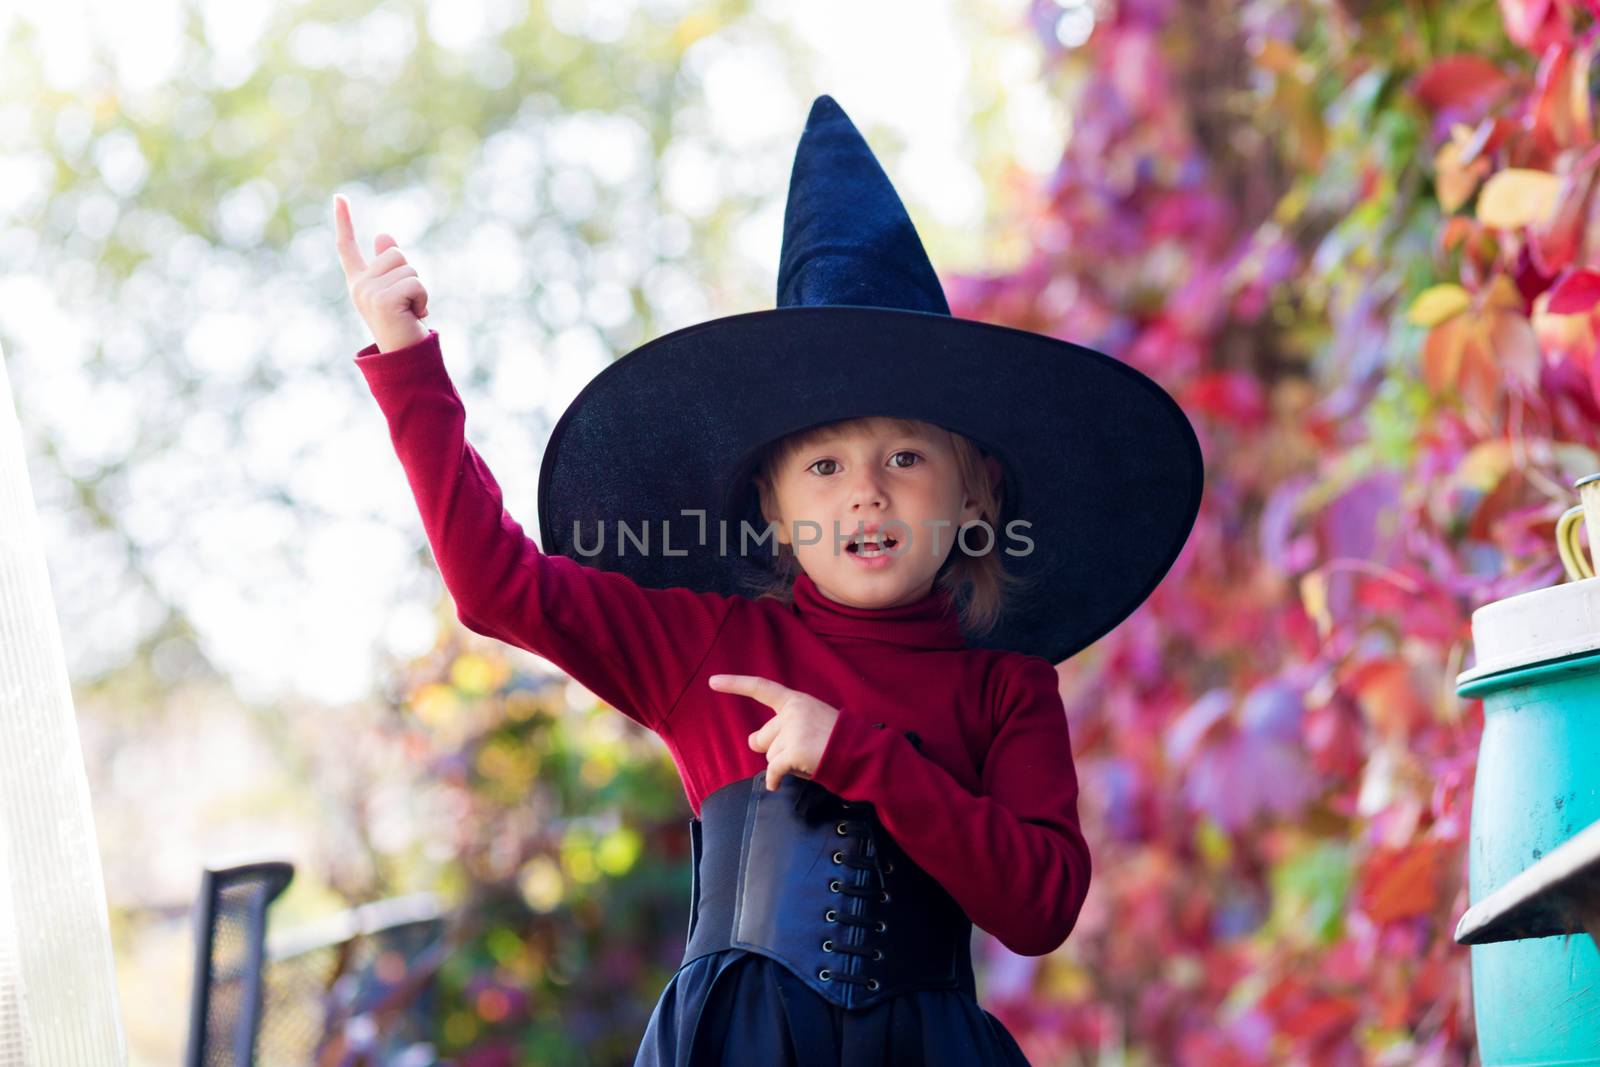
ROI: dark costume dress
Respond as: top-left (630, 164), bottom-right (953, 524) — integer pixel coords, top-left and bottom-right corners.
top-left (636, 949), bottom-right (1030, 1066)
top-left (633, 772), bottom-right (1033, 1066)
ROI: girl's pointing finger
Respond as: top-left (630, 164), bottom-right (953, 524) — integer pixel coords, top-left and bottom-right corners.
top-left (332, 195), bottom-right (366, 280)
top-left (708, 674), bottom-right (787, 707)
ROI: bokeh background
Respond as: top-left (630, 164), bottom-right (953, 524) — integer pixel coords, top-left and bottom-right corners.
top-left (7, 0), bottom-right (1600, 1062)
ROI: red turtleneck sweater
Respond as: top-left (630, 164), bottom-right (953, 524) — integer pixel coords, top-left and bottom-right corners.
top-left (354, 329), bottom-right (1091, 957)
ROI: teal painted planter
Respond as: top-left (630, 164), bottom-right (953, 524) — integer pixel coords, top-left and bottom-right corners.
top-left (1457, 647), bottom-right (1600, 1065)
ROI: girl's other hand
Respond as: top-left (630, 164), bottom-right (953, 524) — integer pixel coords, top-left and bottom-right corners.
top-left (333, 194), bottom-right (430, 353)
top-left (710, 673), bottom-right (843, 792)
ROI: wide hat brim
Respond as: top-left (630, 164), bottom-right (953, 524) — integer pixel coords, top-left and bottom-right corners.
top-left (536, 302), bottom-right (1203, 665)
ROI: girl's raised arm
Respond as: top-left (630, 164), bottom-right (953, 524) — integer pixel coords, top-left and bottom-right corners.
top-left (336, 196), bottom-right (734, 731)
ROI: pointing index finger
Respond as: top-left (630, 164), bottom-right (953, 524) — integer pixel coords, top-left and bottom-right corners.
top-left (333, 195), bottom-right (366, 280)
top-left (708, 673), bottom-right (787, 709)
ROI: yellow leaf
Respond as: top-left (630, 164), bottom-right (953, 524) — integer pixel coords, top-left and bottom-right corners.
top-left (1456, 439), bottom-right (1513, 492)
top-left (1483, 272), bottom-right (1524, 311)
top-left (1477, 168), bottom-right (1563, 228)
top-left (1299, 570), bottom-right (1331, 639)
top-left (1407, 283), bottom-right (1471, 326)
top-left (1434, 140), bottom-right (1489, 214)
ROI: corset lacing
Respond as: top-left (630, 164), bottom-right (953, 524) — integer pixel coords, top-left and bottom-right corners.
top-left (789, 727), bottom-right (926, 992)
top-left (818, 804), bottom-right (895, 989)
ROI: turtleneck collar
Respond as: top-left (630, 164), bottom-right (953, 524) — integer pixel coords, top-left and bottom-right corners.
top-left (789, 570), bottom-right (966, 650)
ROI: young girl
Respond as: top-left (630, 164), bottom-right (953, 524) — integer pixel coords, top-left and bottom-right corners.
top-left (336, 94), bottom-right (1203, 1065)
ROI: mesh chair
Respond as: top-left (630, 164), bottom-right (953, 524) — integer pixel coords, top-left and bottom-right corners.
top-left (258, 892), bottom-right (447, 1065)
top-left (185, 861), bottom-right (295, 1067)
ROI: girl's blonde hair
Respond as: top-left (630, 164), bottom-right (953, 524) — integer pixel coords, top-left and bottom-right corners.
top-left (744, 416), bottom-right (1029, 639)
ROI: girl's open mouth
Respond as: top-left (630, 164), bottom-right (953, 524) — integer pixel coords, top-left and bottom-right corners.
top-left (846, 537), bottom-right (898, 555)
top-left (847, 537), bottom-right (899, 566)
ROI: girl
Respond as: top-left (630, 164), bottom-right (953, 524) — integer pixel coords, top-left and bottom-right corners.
top-left (336, 94), bottom-right (1203, 1065)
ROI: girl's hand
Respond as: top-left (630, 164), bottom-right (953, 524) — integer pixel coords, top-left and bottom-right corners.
top-left (333, 194), bottom-right (430, 353)
top-left (709, 673), bottom-right (842, 792)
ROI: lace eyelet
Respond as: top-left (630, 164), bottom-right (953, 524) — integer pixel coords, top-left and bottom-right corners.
top-left (867, 978), bottom-right (879, 991)
top-left (818, 968), bottom-right (832, 981)
top-left (829, 879), bottom-right (841, 892)
top-left (832, 850), bottom-right (843, 864)
top-left (872, 949), bottom-right (884, 961)
top-left (825, 908), bottom-right (837, 922)
top-left (875, 920), bottom-right (887, 932)
top-left (879, 890), bottom-right (890, 903)
top-left (836, 822), bottom-right (848, 835)
top-left (822, 939), bottom-right (833, 952)
top-left (885, 860), bottom-right (895, 873)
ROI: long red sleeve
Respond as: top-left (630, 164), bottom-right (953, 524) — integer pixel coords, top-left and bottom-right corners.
top-left (808, 653), bottom-right (1091, 957)
top-left (353, 329), bottom-right (735, 731)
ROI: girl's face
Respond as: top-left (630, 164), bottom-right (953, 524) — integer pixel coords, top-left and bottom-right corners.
top-left (764, 418), bottom-right (984, 609)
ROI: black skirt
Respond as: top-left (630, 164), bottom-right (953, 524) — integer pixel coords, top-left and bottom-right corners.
top-left (633, 946), bottom-right (1033, 1065)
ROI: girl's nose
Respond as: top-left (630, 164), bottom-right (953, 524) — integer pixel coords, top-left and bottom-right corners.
top-left (846, 473), bottom-right (888, 509)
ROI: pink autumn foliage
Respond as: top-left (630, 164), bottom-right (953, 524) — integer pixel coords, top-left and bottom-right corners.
top-left (948, 0), bottom-right (1600, 1060)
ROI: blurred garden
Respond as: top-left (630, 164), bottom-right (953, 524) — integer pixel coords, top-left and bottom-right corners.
top-left (6, 0), bottom-right (1600, 1062)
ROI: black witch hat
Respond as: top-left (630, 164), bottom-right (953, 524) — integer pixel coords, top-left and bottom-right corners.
top-left (536, 94), bottom-right (1203, 664)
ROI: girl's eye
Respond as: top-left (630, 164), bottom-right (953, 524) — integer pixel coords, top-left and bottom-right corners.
top-left (807, 453), bottom-right (919, 476)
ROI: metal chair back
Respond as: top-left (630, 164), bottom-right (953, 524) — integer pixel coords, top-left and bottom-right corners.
top-left (184, 860), bottom-right (295, 1067)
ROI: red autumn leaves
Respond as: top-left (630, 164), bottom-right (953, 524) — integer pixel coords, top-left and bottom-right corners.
top-left (1412, 34), bottom-right (1600, 422)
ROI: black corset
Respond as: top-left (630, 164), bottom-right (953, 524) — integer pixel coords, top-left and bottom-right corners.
top-left (680, 770), bottom-right (977, 1010)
